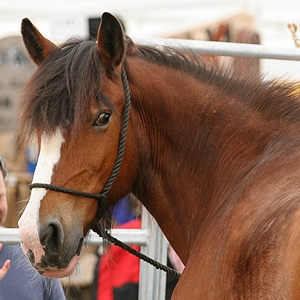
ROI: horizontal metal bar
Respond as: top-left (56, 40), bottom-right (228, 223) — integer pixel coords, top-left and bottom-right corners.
top-left (0, 228), bottom-right (149, 246)
top-left (0, 228), bottom-right (21, 244)
top-left (133, 37), bottom-right (300, 61)
top-left (85, 229), bottom-right (149, 246)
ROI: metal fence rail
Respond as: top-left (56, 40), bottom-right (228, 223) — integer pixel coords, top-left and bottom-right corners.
top-left (0, 227), bottom-right (149, 246)
top-left (134, 37), bottom-right (300, 60)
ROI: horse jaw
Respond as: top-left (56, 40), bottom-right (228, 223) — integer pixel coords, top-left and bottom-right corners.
top-left (18, 129), bottom-right (66, 266)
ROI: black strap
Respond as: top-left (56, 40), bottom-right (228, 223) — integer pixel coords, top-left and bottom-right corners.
top-left (29, 182), bottom-right (104, 200)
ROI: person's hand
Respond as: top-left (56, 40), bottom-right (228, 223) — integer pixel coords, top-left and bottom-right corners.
top-left (0, 243), bottom-right (10, 280)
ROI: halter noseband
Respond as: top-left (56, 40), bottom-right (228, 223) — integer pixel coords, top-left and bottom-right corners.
top-left (29, 68), bottom-right (131, 217)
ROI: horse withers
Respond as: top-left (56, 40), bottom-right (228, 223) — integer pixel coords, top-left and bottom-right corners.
top-left (18, 12), bottom-right (300, 299)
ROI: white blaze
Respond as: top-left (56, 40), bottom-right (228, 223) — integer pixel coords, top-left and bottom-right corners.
top-left (18, 129), bottom-right (64, 263)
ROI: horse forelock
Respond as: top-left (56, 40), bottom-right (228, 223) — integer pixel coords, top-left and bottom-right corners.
top-left (18, 39), bottom-right (109, 150)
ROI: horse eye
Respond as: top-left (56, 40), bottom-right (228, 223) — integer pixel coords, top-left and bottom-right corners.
top-left (93, 112), bottom-right (111, 127)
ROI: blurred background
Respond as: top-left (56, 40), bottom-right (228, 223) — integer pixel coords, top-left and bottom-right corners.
top-left (0, 0), bottom-right (299, 44)
top-left (0, 0), bottom-right (299, 299)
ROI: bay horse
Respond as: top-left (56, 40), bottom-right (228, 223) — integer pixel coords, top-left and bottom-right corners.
top-left (18, 12), bottom-right (300, 299)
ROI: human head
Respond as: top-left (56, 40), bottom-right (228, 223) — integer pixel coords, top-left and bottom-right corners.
top-left (0, 155), bottom-right (8, 226)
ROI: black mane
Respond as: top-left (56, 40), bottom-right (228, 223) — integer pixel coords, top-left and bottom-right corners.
top-left (131, 44), bottom-right (300, 123)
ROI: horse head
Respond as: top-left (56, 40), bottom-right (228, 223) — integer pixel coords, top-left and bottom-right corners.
top-left (18, 13), bottom-right (137, 277)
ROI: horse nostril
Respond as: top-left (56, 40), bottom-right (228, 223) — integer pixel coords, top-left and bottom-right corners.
top-left (41, 224), bottom-right (54, 245)
top-left (40, 219), bottom-right (64, 253)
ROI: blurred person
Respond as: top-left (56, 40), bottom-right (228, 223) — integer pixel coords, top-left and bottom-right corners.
top-left (0, 154), bottom-right (66, 299)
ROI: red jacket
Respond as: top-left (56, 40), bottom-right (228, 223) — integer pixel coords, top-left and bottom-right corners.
top-left (97, 219), bottom-right (141, 300)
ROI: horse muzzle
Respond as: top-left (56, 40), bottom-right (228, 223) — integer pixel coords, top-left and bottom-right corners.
top-left (20, 217), bottom-right (84, 278)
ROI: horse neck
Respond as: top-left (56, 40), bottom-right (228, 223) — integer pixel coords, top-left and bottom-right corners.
top-left (127, 59), bottom-right (274, 262)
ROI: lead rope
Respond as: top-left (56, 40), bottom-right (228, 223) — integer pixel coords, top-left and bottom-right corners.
top-left (92, 222), bottom-right (181, 279)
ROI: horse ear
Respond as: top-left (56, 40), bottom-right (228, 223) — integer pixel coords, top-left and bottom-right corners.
top-left (21, 18), bottom-right (57, 66)
top-left (97, 12), bottom-right (125, 75)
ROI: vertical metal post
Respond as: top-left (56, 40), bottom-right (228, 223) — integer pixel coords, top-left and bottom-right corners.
top-left (138, 207), bottom-right (168, 300)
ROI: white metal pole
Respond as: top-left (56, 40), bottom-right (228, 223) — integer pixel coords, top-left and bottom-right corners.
top-left (138, 207), bottom-right (168, 300)
top-left (0, 228), bottom-right (149, 246)
top-left (133, 37), bottom-right (300, 61)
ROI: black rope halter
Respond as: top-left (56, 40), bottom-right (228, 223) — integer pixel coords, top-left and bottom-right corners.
top-left (29, 67), bottom-right (181, 279)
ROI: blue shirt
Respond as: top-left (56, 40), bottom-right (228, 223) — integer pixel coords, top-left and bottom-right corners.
top-left (0, 244), bottom-right (65, 299)
top-left (112, 196), bottom-right (136, 225)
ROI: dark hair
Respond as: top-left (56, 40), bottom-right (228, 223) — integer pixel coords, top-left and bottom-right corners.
top-left (0, 155), bottom-right (7, 179)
